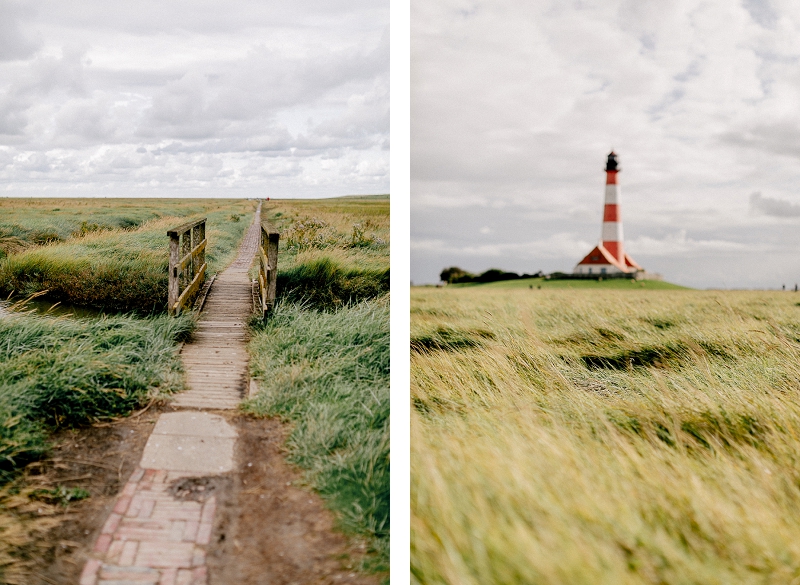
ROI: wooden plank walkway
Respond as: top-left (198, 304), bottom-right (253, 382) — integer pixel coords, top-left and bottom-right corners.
top-left (173, 206), bottom-right (261, 410)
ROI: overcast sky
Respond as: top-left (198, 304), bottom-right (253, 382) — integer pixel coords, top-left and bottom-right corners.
top-left (0, 0), bottom-right (388, 198)
top-left (412, 0), bottom-right (800, 289)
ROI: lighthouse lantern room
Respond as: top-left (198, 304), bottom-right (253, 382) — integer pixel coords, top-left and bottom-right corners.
top-left (574, 151), bottom-right (642, 276)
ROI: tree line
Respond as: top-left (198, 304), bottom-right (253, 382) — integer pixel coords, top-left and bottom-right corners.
top-left (440, 266), bottom-right (544, 284)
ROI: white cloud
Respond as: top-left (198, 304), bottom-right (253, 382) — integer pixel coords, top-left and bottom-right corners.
top-left (412, 232), bottom-right (593, 260)
top-left (411, 0), bottom-right (800, 287)
top-left (0, 0), bottom-right (388, 197)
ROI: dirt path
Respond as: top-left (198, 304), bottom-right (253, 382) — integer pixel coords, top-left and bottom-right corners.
top-left (11, 410), bottom-right (379, 585)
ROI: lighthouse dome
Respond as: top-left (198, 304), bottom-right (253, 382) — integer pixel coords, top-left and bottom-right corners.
top-left (605, 151), bottom-right (619, 172)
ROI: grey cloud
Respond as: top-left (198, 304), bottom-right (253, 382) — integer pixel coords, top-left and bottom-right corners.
top-left (720, 123), bottom-right (800, 159)
top-left (743, 0), bottom-right (778, 29)
top-left (0, 1), bottom-right (388, 198)
top-left (0, 47), bottom-right (88, 137)
top-left (30, 0), bottom-right (384, 35)
top-left (0, 1), bottom-right (41, 61)
top-left (312, 87), bottom-right (389, 142)
top-left (750, 191), bottom-right (800, 217)
top-left (138, 71), bottom-right (225, 140)
top-left (136, 33), bottom-right (388, 142)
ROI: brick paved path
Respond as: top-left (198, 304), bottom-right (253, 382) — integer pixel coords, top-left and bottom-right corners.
top-left (80, 468), bottom-right (215, 585)
top-left (80, 207), bottom-right (262, 585)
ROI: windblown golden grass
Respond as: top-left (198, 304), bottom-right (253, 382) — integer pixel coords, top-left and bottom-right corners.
top-left (412, 287), bottom-right (800, 584)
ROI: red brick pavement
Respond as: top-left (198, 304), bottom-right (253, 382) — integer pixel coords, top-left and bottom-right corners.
top-left (80, 467), bottom-right (216, 585)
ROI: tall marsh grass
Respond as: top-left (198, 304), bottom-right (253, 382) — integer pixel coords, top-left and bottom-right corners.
top-left (278, 251), bottom-right (389, 310)
top-left (245, 300), bottom-right (390, 567)
top-left (0, 199), bottom-right (256, 311)
top-left (263, 197), bottom-right (389, 310)
top-left (247, 197), bottom-right (390, 571)
top-left (0, 312), bottom-right (193, 482)
top-left (412, 287), bottom-right (800, 584)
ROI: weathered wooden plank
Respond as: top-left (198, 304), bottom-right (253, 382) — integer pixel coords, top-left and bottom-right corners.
top-left (179, 238), bottom-right (207, 271)
top-left (173, 262), bottom-right (206, 314)
top-left (171, 206), bottom-right (264, 409)
top-left (167, 217), bottom-right (206, 237)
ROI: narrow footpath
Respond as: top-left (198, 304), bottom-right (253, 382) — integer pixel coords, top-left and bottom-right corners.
top-left (79, 208), bottom-right (262, 585)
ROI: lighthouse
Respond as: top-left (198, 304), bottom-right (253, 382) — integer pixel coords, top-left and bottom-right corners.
top-left (574, 151), bottom-right (642, 275)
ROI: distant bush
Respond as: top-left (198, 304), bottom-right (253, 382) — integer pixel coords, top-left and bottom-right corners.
top-left (440, 266), bottom-right (473, 283)
top-left (440, 266), bottom-right (543, 284)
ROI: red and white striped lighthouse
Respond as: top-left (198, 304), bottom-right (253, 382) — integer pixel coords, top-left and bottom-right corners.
top-left (574, 151), bottom-right (642, 275)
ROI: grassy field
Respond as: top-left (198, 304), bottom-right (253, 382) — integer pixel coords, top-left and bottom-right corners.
top-left (0, 307), bottom-right (194, 577)
top-left (0, 195), bottom-right (389, 578)
top-left (246, 196), bottom-right (390, 571)
top-left (0, 310), bottom-right (193, 483)
top-left (0, 198), bottom-right (256, 311)
top-left (262, 196), bottom-right (389, 310)
top-left (412, 286), bottom-right (800, 584)
top-left (446, 277), bottom-right (689, 290)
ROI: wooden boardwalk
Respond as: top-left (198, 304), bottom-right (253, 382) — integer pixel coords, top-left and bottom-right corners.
top-left (173, 207), bottom-right (261, 410)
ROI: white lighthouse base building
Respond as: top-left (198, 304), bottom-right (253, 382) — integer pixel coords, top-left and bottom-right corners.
top-left (574, 243), bottom-right (641, 276)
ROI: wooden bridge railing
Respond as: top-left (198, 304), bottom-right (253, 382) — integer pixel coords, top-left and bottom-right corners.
top-left (168, 218), bottom-right (207, 315)
top-left (257, 219), bottom-right (280, 316)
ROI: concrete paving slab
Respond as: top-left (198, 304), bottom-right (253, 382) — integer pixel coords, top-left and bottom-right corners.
top-left (152, 412), bottom-right (237, 439)
top-left (142, 412), bottom-right (237, 473)
top-left (140, 435), bottom-right (235, 473)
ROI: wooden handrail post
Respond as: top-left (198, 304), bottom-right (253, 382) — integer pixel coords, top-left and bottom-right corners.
top-left (258, 218), bottom-right (280, 317)
top-left (192, 222), bottom-right (203, 281)
top-left (168, 233), bottom-right (180, 315)
top-left (167, 217), bottom-right (207, 316)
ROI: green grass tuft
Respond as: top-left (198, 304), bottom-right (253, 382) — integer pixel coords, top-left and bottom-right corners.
top-left (244, 299), bottom-right (389, 569)
top-left (29, 485), bottom-right (91, 507)
top-left (0, 312), bottom-right (193, 482)
top-left (278, 257), bottom-right (389, 311)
